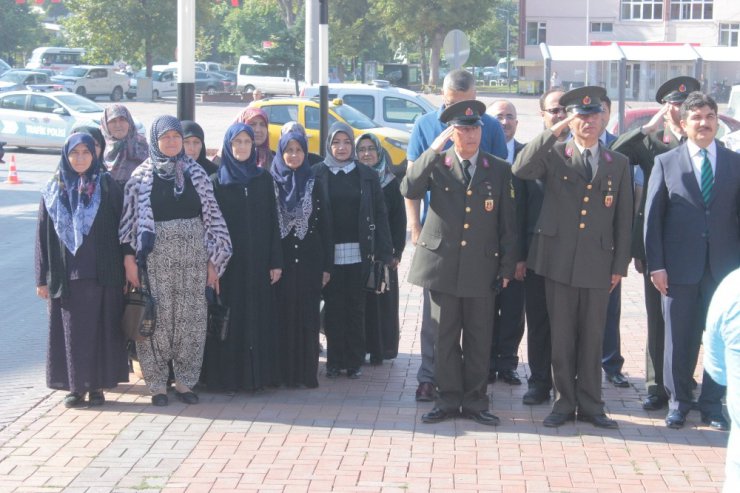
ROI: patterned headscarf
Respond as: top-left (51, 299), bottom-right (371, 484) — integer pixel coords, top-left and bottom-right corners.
top-left (148, 115), bottom-right (187, 198)
top-left (323, 121), bottom-right (355, 170)
top-left (355, 132), bottom-right (394, 188)
top-left (41, 133), bottom-right (102, 255)
top-left (100, 104), bottom-right (148, 181)
top-left (234, 106), bottom-right (273, 168)
top-left (217, 123), bottom-right (263, 186)
top-left (270, 132), bottom-right (315, 239)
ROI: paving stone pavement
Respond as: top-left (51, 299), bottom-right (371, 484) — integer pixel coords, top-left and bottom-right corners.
top-left (0, 248), bottom-right (729, 492)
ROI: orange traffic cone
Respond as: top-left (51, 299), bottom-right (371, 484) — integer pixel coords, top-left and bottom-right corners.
top-left (5, 155), bottom-right (20, 185)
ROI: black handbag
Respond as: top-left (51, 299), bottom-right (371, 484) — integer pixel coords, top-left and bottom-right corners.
top-left (365, 259), bottom-right (389, 294)
top-left (206, 286), bottom-right (230, 341)
top-left (122, 269), bottom-right (156, 342)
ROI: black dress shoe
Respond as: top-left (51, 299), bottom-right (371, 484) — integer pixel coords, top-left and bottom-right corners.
top-left (543, 412), bottom-right (575, 427)
top-left (642, 395), bottom-right (668, 411)
top-left (461, 409), bottom-right (500, 426)
top-left (701, 414), bottom-right (730, 431)
top-left (346, 368), bottom-right (362, 379)
top-left (487, 372), bottom-right (497, 383)
top-left (325, 367), bottom-right (340, 378)
top-left (175, 391), bottom-right (199, 404)
top-left (606, 372), bottom-right (630, 388)
top-left (498, 369), bottom-right (522, 385)
top-left (151, 394), bottom-right (169, 407)
top-left (421, 407), bottom-right (455, 424)
top-left (415, 382), bottom-right (435, 402)
top-left (63, 392), bottom-right (85, 409)
top-left (523, 388), bottom-right (550, 406)
top-left (578, 413), bottom-right (619, 429)
top-left (665, 409), bottom-right (687, 429)
top-left (88, 391), bottom-right (105, 407)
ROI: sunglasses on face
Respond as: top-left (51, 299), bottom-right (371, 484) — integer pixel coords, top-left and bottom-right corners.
top-left (544, 107), bottom-right (566, 115)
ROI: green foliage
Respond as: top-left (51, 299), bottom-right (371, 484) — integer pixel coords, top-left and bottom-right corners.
top-left (0, 3), bottom-right (45, 63)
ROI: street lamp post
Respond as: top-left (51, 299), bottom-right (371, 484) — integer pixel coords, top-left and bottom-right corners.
top-left (495, 4), bottom-right (513, 92)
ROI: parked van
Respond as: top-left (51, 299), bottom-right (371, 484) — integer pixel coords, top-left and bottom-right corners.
top-left (236, 56), bottom-right (300, 96)
top-left (26, 47), bottom-right (85, 74)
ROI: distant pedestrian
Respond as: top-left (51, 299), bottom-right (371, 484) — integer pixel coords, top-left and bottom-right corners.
top-left (550, 71), bottom-right (561, 89)
top-left (100, 104), bottom-right (148, 185)
top-left (36, 133), bottom-right (129, 408)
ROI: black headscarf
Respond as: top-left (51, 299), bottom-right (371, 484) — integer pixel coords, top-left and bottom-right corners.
top-left (71, 124), bottom-right (106, 158)
top-left (217, 123), bottom-right (264, 186)
top-left (181, 120), bottom-right (218, 175)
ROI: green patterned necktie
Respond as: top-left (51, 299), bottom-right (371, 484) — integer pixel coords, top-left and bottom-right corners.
top-left (700, 148), bottom-right (714, 204)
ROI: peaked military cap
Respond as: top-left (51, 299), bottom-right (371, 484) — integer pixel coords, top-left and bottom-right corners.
top-left (440, 100), bottom-right (487, 127)
top-left (559, 86), bottom-right (607, 115)
top-left (655, 76), bottom-right (700, 104)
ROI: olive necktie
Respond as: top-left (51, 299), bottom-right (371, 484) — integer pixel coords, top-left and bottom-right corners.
top-left (700, 148), bottom-right (714, 204)
top-left (462, 159), bottom-right (472, 186)
top-left (583, 149), bottom-right (593, 182)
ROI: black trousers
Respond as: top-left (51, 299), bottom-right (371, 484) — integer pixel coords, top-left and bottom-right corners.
top-left (323, 263), bottom-right (366, 371)
top-left (489, 278), bottom-right (525, 373)
top-left (524, 270), bottom-right (551, 391)
top-left (663, 268), bottom-right (725, 415)
top-left (430, 290), bottom-right (495, 412)
top-left (601, 283), bottom-right (624, 375)
top-left (643, 269), bottom-right (668, 399)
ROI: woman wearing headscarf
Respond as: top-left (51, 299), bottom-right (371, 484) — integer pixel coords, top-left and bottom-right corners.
top-left (313, 122), bottom-right (393, 379)
top-left (119, 115), bottom-right (232, 406)
top-left (71, 125), bottom-right (105, 160)
top-left (181, 120), bottom-right (218, 175)
top-left (234, 106), bottom-right (274, 169)
top-left (36, 133), bottom-right (129, 408)
top-left (355, 133), bottom-right (406, 364)
top-left (280, 121), bottom-right (324, 166)
top-left (100, 104), bottom-right (148, 185)
top-left (271, 131), bottom-right (332, 388)
top-left (202, 123), bottom-right (283, 392)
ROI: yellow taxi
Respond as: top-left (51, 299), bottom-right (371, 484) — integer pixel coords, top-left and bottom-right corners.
top-left (250, 97), bottom-right (409, 173)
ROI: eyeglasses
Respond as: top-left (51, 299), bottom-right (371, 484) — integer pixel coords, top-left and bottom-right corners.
top-left (544, 107), bottom-right (566, 115)
top-left (357, 146), bottom-right (378, 154)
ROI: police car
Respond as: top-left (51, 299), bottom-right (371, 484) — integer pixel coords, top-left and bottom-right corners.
top-left (0, 90), bottom-right (105, 149)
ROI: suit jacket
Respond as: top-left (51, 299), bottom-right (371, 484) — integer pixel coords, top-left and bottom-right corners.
top-left (312, 162), bottom-right (393, 278)
top-left (644, 141), bottom-right (740, 285)
top-left (512, 130), bottom-right (633, 289)
top-left (610, 125), bottom-right (682, 260)
top-left (401, 147), bottom-right (518, 298)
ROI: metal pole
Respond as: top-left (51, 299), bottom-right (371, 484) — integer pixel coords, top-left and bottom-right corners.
top-left (506, 10), bottom-right (511, 92)
top-left (305, 0), bottom-right (319, 86)
top-left (319, 0), bottom-right (329, 157)
top-left (177, 0), bottom-right (196, 121)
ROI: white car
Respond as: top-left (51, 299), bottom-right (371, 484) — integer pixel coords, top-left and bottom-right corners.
top-left (300, 81), bottom-right (435, 132)
top-left (51, 65), bottom-right (130, 101)
top-left (126, 67), bottom-right (177, 100)
top-left (0, 90), bottom-right (142, 150)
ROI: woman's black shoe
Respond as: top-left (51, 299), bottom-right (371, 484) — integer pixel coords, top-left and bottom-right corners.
top-left (151, 394), bottom-right (169, 406)
top-left (63, 393), bottom-right (85, 408)
top-left (346, 368), bottom-right (362, 379)
top-left (326, 367), bottom-right (340, 378)
top-left (175, 391), bottom-right (199, 404)
top-left (88, 391), bottom-right (105, 406)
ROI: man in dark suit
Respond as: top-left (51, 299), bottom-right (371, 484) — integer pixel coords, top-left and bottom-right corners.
top-left (599, 95), bottom-right (629, 389)
top-left (644, 91), bottom-right (739, 430)
top-left (611, 76), bottom-right (700, 410)
top-left (513, 87), bottom-right (633, 429)
top-left (401, 100), bottom-right (518, 426)
top-left (487, 99), bottom-right (527, 386)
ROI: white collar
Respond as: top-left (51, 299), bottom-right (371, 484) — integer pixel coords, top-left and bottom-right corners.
top-left (686, 139), bottom-right (716, 159)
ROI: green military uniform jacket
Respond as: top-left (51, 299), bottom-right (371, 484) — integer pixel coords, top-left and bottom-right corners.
top-left (609, 125), bottom-right (681, 260)
top-left (400, 147), bottom-right (518, 298)
top-left (512, 130), bottom-right (633, 289)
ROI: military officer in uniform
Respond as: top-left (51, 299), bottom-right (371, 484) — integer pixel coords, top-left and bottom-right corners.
top-left (610, 76), bottom-right (700, 411)
top-left (401, 100), bottom-right (518, 426)
top-left (513, 87), bottom-right (633, 429)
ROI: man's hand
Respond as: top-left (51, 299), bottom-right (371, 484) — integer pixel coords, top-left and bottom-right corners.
top-left (322, 272), bottom-right (331, 287)
top-left (633, 258), bottom-right (644, 274)
top-left (514, 261), bottom-right (527, 281)
top-left (651, 271), bottom-right (668, 296)
top-left (641, 103), bottom-right (671, 135)
top-left (410, 223), bottom-right (422, 245)
top-left (430, 125), bottom-right (454, 153)
top-left (610, 274), bottom-right (622, 293)
top-left (36, 285), bottom-right (49, 299)
top-left (502, 278), bottom-right (510, 289)
top-left (550, 113), bottom-right (576, 138)
top-left (270, 268), bottom-right (282, 285)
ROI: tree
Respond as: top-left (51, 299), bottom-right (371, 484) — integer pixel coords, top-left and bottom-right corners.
top-left (0, 3), bottom-right (45, 65)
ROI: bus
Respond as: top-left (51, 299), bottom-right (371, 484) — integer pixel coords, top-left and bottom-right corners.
top-left (26, 47), bottom-right (86, 74)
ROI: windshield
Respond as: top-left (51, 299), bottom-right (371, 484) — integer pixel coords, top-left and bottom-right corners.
top-left (54, 94), bottom-right (104, 113)
top-left (333, 103), bottom-right (378, 130)
top-left (0, 73), bottom-right (25, 83)
top-left (60, 67), bottom-right (88, 77)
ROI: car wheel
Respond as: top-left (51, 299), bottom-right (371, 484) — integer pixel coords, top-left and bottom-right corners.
top-left (152, 89), bottom-right (159, 100)
top-left (111, 86), bottom-right (123, 102)
top-left (125, 93), bottom-right (135, 100)
top-left (75, 87), bottom-right (86, 97)
top-left (243, 84), bottom-right (255, 95)
top-left (207, 86), bottom-right (216, 95)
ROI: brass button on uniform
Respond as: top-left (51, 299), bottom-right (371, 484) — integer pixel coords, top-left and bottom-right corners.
top-left (445, 187), bottom-right (450, 191)
top-left (587, 184), bottom-right (593, 190)
top-left (461, 240), bottom-right (467, 246)
top-left (583, 197), bottom-right (590, 203)
top-left (467, 190), bottom-right (473, 196)
top-left (421, 242), bottom-right (427, 247)
top-left (581, 210), bottom-right (587, 216)
top-left (465, 207), bottom-right (471, 213)
top-left (579, 223), bottom-right (586, 229)
top-left (463, 223), bottom-right (469, 229)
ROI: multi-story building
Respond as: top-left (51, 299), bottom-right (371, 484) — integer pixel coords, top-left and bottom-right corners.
top-left (518, 0), bottom-right (740, 100)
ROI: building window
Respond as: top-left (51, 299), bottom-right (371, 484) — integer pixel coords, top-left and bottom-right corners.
top-left (670, 0), bottom-right (713, 20)
top-left (526, 22), bottom-right (546, 45)
top-left (621, 0), bottom-right (663, 20)
top-left (719, 23), bottom-right (740, 46)
top-left (591, 22), bottom-right (614, 32)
